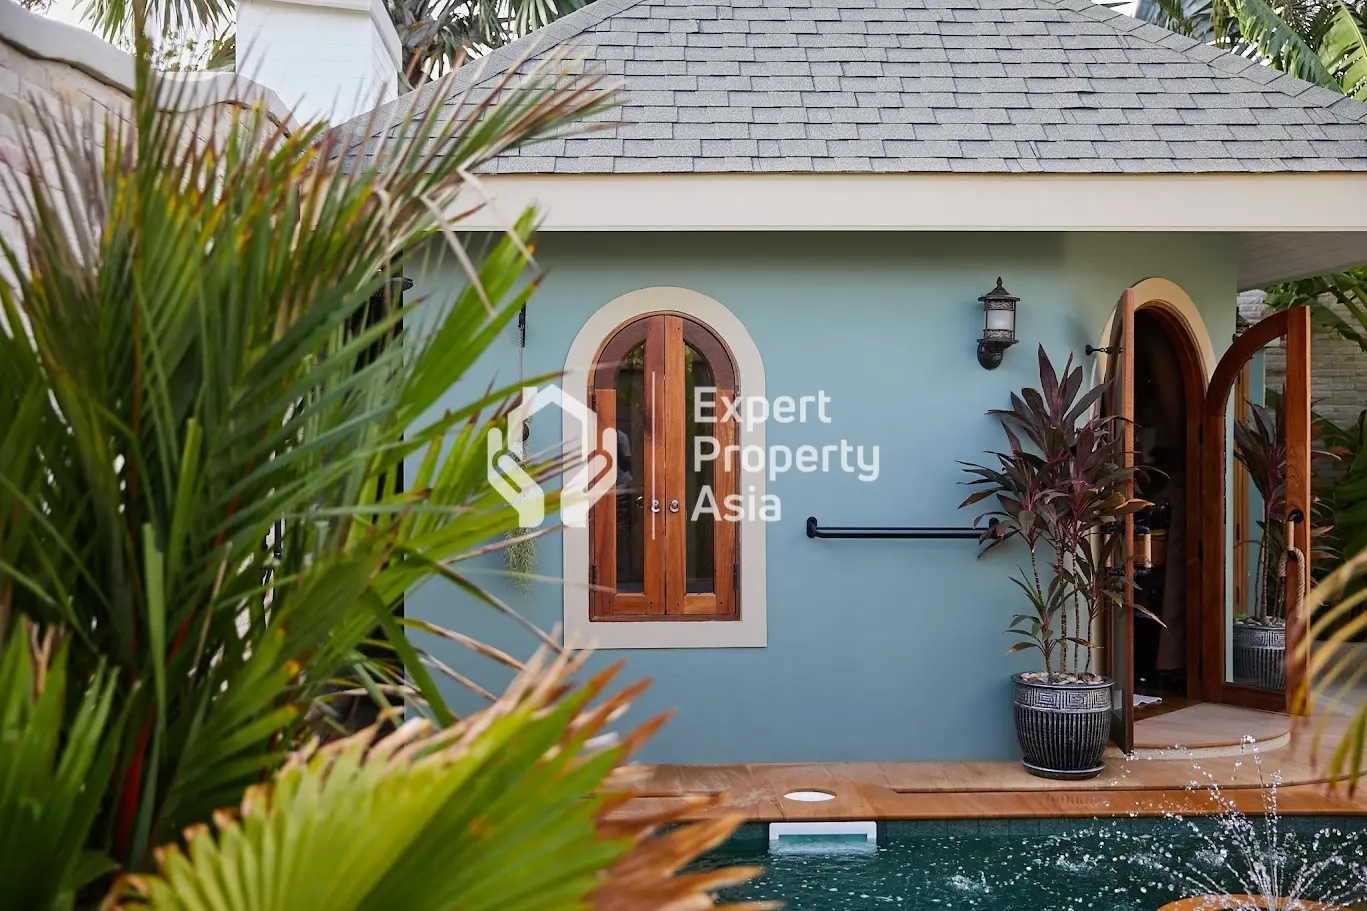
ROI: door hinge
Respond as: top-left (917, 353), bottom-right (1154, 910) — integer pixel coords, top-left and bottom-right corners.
top-left (733, 563), bottom-right (740, 589)
top-left (590, 566), bottom-right (597, 585)
top-left (1198, 423), bottom-right (1204, 446)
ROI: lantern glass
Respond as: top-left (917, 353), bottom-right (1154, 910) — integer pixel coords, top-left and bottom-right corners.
top-left (976, 278), bottom-right (1019, 369)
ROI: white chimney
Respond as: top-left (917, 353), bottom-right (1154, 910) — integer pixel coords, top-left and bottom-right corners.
top-left (236, 0), bottom-right (402, 126)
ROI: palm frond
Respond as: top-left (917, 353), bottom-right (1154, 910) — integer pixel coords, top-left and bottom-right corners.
top-left (1319, 0), bottom-right (1367, 97)
top-left (0, 32), bottom-right (617, 877)
top-left (1230, 0), bottom-right (1340, 85)
top-left (110, 651), bottom-right (769, 911)
top-left (0, 622), bottom-right (123, 911)
top-left (1304, 550), bottom-right (1367, 788)
top-left (1137, 0), bottom-right (1221, 39)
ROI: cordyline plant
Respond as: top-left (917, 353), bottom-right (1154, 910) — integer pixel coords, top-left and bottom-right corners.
top-left (960, 346), bottom-right (1149, 680)
top-left (0, 14), bottom-right (766, 909)
top-left (1234, 395), bottom-right (1336, 624)
top-left (1237, 400), bottom-right (1293, 624)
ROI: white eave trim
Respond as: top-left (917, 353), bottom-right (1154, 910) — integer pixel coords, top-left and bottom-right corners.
top-left (457, 172), bottom-right (1367, 233)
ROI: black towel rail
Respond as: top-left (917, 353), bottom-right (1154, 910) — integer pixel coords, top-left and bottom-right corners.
top-left (805, 516), bottom-right (1000, 541)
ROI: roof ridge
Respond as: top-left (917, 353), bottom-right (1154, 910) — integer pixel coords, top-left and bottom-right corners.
top-left (1038, 0), bottom-right (1367, 127)
top-left (329, 0), bottom-right (650, 152)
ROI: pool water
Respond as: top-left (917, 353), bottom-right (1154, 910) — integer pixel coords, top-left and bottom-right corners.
top-left (695, 817), bottom-right (1367, 910)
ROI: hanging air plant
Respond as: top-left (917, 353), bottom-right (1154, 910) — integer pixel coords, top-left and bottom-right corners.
top-left (504, 526), bottom-right (537, 594)
top-left (504, 417), bottom-right (537, 594)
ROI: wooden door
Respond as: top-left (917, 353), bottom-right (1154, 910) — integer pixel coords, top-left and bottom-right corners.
top-left (1199, 307), bottom-right (1311, 713)
top-left (588, 313), bottom-right (740, 620)
top-left (589, 317), bottom-right (665, 618)
top-left (1106, 290), bottom-right (1137, 752)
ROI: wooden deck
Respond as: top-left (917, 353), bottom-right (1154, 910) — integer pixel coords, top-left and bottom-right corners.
top-left (613, 711), bottom-right (1367, 822)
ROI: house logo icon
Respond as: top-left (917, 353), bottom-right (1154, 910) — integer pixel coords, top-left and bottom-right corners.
top-left (487, 383), bottom-right (616, 528)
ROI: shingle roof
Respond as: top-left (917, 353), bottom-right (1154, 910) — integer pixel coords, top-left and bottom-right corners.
top-left (342, 0), bottom-right (1367, 174)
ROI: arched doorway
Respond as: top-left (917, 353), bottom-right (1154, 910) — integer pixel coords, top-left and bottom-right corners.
top-left (1100, 287), bottom-right (1209, 751)
top-left (1130, 304), bottom-right (1207, 711)
top-left (1102, 283), bottom-right (1312, 755)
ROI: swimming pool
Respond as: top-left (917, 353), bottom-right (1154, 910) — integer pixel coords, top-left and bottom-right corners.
top-left (695, 817), bottom-right (1367, 910)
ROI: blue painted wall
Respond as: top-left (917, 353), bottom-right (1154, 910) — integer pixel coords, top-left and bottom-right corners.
top-left (405, 230), bottom-right (1238, 763)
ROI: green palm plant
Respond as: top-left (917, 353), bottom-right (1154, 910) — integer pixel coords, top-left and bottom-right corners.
top-left (1302, 550), bottom-right (1367, 787)
top-left (0, 622), bottom-right (122, 911)
top-left (0, 25), bottom-right (760, 907)
top-left (389, 0), bottom-right (591, 85)
top-left (1137, 0), bottom-right (1367, 100)
top-left (1266, 268), bottom-right (1367, 356)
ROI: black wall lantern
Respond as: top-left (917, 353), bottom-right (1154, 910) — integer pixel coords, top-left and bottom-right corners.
top-left (976, 277), bottom-right (1019, 370)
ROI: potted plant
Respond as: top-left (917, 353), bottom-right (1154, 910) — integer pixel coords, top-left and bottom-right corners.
top-left (961, 346), bottom-right (1147, 780)
top-left (1230, 397), bottom-right (1336, 690)
top-left (1232, 400), bottom-right (1290, 690)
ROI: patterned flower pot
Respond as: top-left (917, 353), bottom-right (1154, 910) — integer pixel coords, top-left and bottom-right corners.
top-left (1232, 622), bottom-right (1286, 691)
top-left (1011, 673), bottom-right (1113, 781)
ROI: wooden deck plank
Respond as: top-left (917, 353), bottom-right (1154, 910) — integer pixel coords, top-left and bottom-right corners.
top-left (609, 714), bottom-right (1367, 822)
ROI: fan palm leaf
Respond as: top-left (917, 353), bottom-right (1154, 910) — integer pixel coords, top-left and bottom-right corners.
top-left (107, 652), bottom-right (771, 911)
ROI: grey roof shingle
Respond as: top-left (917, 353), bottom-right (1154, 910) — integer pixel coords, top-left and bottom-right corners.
top-left (340, 0), bottom-right (1367, 174)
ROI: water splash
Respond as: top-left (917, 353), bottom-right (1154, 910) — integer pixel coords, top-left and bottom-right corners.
top-left (698, 737), bottom-right (1367, 909)
top-left (1146, 737), bottom-right (1367, 908)
top-left (1021, 736), bottom-right (1367, 909)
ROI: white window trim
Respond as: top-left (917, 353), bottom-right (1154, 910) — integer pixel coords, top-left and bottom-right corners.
top-left (562, 286), bottom-right (767, 649)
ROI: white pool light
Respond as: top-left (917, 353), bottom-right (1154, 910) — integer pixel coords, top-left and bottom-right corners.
top-left (782, 789), bottom-right (836, 802)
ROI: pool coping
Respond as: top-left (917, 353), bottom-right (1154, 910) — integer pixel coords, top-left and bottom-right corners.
top-left (719, 814), bottom-right (1367, 845)
top-left (612, 715), bottom-right (1367, 823)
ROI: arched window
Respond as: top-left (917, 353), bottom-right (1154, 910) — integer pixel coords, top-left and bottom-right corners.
top-left (588, 313), bottom-right (740, 620)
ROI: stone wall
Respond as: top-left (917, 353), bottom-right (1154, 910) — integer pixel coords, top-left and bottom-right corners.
top-left (0, 0), bottom-right (293, 266)
top-left (1305, 296), bottom-right (1367, 434)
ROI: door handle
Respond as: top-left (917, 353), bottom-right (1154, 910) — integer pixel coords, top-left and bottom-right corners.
top-left (650, 498), bottom-right (661, 514)
top-left (669, 498), bottom-right (680, 513)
